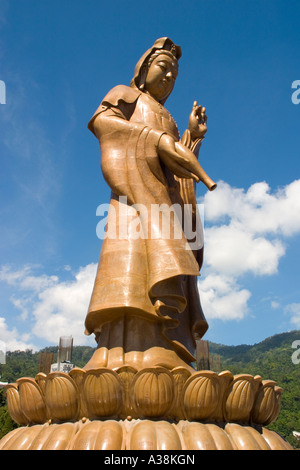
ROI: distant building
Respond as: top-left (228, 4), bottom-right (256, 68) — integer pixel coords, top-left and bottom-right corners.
top-left (50, 362), bottom-right (74, 373)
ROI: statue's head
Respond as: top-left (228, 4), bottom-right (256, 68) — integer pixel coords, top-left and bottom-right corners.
top-left (130, 37), bottom-right (181, 104)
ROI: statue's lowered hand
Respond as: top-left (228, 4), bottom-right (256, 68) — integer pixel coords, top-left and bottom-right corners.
top-left (158, 134), bottom-right (201, 181)
top-left (158, 134), bottom-right (216, 191)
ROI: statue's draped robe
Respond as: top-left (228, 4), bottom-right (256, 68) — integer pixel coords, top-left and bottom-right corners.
top-left (85, 85), bottom-right (208, 364)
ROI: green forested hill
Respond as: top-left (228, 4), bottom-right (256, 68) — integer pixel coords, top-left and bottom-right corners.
top-left (0, 332), bottom-right (299, 448)
top-left (209, 330), bottom-right (300, 448)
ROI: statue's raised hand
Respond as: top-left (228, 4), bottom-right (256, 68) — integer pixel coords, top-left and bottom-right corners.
top-left (188, 101), bottom-right (207, 140)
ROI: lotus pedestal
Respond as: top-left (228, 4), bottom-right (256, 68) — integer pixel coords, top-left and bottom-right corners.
top-left (0, 366), bottom-right (293, 450)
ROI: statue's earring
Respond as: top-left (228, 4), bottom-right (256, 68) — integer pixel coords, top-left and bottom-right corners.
top-left (138, 64), bottom-right (148, 91)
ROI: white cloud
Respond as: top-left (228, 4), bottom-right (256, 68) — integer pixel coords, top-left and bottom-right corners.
top-left (0, 263), bottom-right (97, 350)
top-left (204, 179), bottom-right (300, 237)
top-left (31, 264), bottom-right (97, 344)
top-left (0, 265), bottom-right (58, 292)
top-left (271, 301), bottom-right (280, 310)
top-left (198, 179), bottom-right (300, 322)
top-left (0, 316), bottom-right (37, 352)
top-left (285, 303), bottom-right (300, 328)
top-left (204, 224), bottom-right (285, 276)
top-left (198, 274), bottom-right (251, 321)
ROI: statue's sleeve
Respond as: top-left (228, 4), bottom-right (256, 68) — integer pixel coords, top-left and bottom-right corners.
top-left (88, 85), bottom-right (167, 203)
top-left (88, 85), bottom-right (142, 135)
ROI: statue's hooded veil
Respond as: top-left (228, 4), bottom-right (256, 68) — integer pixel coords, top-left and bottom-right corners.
top-left (130, 37), bottom-right (182, 104)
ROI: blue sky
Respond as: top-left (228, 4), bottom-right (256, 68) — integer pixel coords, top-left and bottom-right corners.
top-left (0, 0), bottom-right (300, 351)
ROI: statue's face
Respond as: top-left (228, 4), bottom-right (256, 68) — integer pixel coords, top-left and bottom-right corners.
top-left (144, 53), bottom-right (178, 102)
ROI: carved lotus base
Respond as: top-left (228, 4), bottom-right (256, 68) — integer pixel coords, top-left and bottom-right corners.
top-left (0, 366), bottom-right (293, 450)
top-left (0, 419), bottom-right (293, 450)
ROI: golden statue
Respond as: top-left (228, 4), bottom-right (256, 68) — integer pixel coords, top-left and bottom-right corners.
top-left (84, 37), bottom-right (216, 372)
